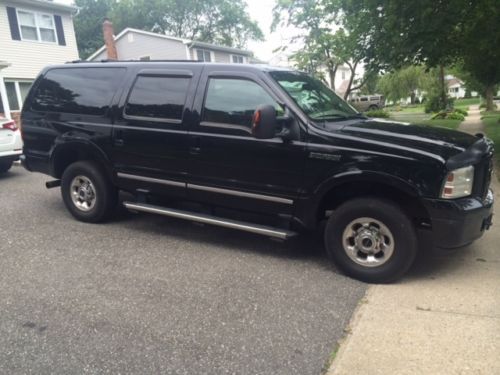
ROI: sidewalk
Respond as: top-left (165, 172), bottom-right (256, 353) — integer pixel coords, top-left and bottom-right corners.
top-left (458, 105), bottom-right (484, 134)
top-left (327, 109), bottom-right (499, 375)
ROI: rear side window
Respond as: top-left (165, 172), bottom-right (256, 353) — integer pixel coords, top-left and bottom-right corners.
top-left (124, 76), bottom-right (190, 121)
top-left (32, 68), bottom-right (126, 116)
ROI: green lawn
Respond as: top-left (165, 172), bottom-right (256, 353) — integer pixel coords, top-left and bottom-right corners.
top-left (482, 111), bottom-right (500, 177)
top-left (454, 97), bottom-right (480, 110)
top-left (388, 112), bottom-right (462, 130)
top-left (420, 119), bottom-right (462, 129)
top-left (386, 104), bottom-right (425, 113)
top-left (389, 112), bottom-right (432, 123)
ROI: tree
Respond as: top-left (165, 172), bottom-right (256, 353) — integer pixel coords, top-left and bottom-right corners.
top-left (335, 0), bottom-right (500, 110)
top-left (359, 71), bottom-right (379, 96)
top-left (74, 0), bottom-right (116, 59)
top-left (450, 64), bottom-right (499, 107)
top-left (273, 0), bottom-right (376, 97)
top-left (272, 0), bottom-right (342, 90)
top-left (376, 66), bottom-right (437, 104)
top-left (458, 1), bottom-right (500, 110)
top-left (74, 0), bottom-right (263, 59)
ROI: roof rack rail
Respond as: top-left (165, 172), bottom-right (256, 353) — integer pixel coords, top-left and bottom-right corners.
top-left (66, 59), bottom-right (202, 64)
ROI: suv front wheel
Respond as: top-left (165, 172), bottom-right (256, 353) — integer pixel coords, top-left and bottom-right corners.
top-left (61, 161), bottom-right (117, 223)
top-left (325, 197), bottom-right (417, 283)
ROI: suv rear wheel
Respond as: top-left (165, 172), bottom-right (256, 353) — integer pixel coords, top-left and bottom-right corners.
top-left (61, 161), bottom-right (117, 223)
top-left (324, 197), bottom-right (417, 283)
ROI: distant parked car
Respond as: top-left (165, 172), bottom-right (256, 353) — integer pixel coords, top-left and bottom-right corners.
top-left (0, 119), bottom-right (22, 173)
top-left (350, 95), bottom-right (385, 112)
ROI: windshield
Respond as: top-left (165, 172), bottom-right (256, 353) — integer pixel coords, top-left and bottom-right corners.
top-left (269, 70), bottom-right (358, 121)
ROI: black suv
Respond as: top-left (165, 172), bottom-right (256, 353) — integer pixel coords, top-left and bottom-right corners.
top-left (21, 61), bottom-right (494, 283)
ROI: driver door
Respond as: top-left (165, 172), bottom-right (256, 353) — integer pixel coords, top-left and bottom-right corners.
top-left (187, 69), bottom-right (307, 214)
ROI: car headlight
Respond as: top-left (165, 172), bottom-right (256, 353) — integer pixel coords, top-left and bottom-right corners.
top-left (441, 166), bottom-right (474, 199)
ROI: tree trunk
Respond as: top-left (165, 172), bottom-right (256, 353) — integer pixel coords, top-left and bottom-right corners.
top-left (485, 84), bottom-right (495, 111)
top-left (410, 91), bottom-right (416, 105)
top-left (439, 65), bottom-right (447, 110)
top-left (328, 65), bottom-right (338, 91)
top-left (344, 62), bottom-right (357, 100)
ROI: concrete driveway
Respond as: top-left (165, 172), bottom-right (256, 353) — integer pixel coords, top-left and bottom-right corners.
top-left (0, 166), bottom-right (366, 375)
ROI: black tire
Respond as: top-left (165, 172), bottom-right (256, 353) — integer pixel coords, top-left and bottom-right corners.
top-left (61, 161), bottom-right (117, 223)
top-left (368, 104), bottom-right (378, 111)
top-left (324, 197), bottom-right (417, 283)
top-left (0, 160), bottom-right (13, 173)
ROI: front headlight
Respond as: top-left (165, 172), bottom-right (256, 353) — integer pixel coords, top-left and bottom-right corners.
top-left (441, 166), bottom-right (474, 199)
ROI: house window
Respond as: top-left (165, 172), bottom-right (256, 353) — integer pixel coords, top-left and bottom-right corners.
top-left (17, 10), bottom-right (57, 43)
top-left (196, 49), bottom-right (212, 62)
top-left (5, 82), bottom-right (20, 111)
top-left (231, 55), bottom-right (245, 64)
top-left (139, 56), bottom-right (151, 61)
top-left (19, 82), bottom-right (33, 103)
top-left (341, 71), bottom-right (346, 80)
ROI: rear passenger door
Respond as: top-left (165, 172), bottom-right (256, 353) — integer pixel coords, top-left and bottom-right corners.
top-left (113, 67), bottom-right (200, 197)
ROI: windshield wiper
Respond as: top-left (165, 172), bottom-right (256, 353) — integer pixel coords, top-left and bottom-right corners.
top-left (311, 114), bottom-right (350, 120)
top-left (345, 113), bottom-right (367, 119)
top-left (312, 113), bottom-right (367, 121)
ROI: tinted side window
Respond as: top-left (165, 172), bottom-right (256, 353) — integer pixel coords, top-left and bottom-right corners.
top-left (32, 68), bottom-right (126, 116)
top-left (125, 76), bottom-right (190, 121)
top-left (202, 78), bottom-right (282, 131)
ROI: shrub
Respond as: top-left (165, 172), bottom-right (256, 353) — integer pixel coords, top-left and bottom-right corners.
top-left (425, 95), bottom-right (442, 113)
top-left (431, 109), bottom-right (465, 121)
top-left (431, 111), bottom-right (448, 119)
top-left (446, 112), bottom-right (465, 121)
top-left (425, 94), bottom-right (455, 113)
top-left (480, 103), bottom-right (498, 110)
top-left (365, 109), bottom-right (390, 118)
top-left (454, 108), bottom-right (468, 116)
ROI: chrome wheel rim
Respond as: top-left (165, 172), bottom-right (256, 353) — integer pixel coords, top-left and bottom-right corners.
top-left (342, 217), bottom-right (395, 267)
top-left (70, 175), bottom-right (96, 212)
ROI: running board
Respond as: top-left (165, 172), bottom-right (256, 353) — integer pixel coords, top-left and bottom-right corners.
top-left (123, 201), bottom-right (297, 240)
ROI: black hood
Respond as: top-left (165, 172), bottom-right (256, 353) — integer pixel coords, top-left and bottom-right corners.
top-left (335, 118), bottom-right (479, 161)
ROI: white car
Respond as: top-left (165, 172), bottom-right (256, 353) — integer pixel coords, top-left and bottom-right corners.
top-left (0, 118), bottom-right (23, 173)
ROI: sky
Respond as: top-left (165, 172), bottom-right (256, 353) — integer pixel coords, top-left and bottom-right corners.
top-left (55, 0), bottom-right (298, 65)
top-left (244, 0), bottom-right (299, 65)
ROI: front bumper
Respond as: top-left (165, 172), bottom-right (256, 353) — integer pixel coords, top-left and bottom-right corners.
top-left (423, 189), bottom-right (494, 249)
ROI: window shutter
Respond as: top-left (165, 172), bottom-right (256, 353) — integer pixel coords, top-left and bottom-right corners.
top-left (54, 15), bottom-right (66, 46)
top-left (6, 7), bottom-right (21, 40)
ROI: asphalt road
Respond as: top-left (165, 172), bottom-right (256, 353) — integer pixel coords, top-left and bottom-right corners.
top-left (0, 165), bottom-right (366, 375)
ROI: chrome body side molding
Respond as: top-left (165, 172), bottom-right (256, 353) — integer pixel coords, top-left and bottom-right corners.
top-left (117, 172), bottom-right (185, 188)
top-left (117, 173), bottom-right (294, 205)
top-left (188, 183), bottom-right (293, 205)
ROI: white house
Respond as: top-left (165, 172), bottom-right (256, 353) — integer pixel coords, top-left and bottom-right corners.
top-left (0, 0), bottom-right (79, 122)
top-left (447, 77), bottom-right (466, 99)
top-left (87, 27), bottom-right (254, 64)
top-left (320, 64), bottom-right (354, 96)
